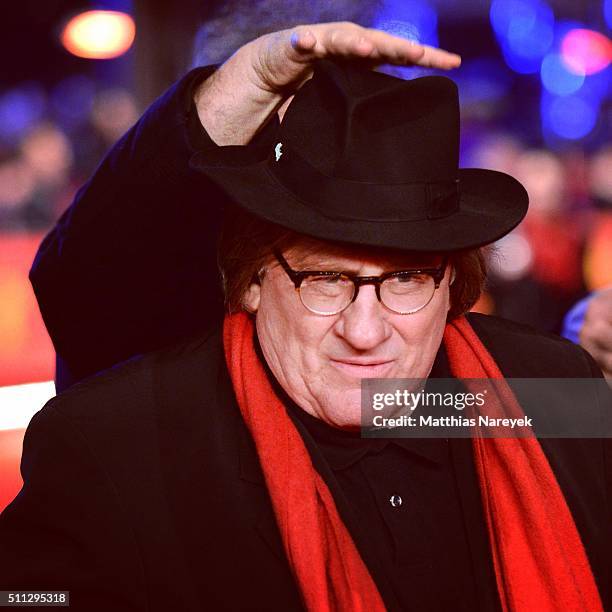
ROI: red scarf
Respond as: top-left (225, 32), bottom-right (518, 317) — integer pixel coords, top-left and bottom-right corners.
top-left (223, 312), bottom-right (602, 612)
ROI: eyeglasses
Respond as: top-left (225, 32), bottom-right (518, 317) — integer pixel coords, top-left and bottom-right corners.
top-left (273, 250), bottom-right (448, 316)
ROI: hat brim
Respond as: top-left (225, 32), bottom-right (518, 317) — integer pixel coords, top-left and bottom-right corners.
top-left (192, 154), bottom-right (528, 252)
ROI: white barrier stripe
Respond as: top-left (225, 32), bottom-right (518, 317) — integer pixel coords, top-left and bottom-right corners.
top-left (0, 381), bottom-right (56, 431)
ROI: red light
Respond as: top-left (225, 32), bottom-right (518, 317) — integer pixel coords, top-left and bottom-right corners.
top-left (561, 29), bottom-right (611, 75)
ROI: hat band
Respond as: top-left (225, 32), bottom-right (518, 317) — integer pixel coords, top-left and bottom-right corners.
top-left (267, 145), bottom-right (460, 222)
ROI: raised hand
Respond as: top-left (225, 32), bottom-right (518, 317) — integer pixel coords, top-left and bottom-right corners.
top-left (195, 22), bottom-right (461, 146)
top-left (250, 22), bottom-right (461, 93)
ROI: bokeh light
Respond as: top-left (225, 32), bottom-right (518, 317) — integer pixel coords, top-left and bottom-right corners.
top-left (589, 146), bottom-right (612, 204)
top-left (20, 124), bottom-right (74, 185)
top-left (454, 58), bottom-right (513, 105)
top-left (560, 28), bottom-right (611, 75)
top-left (50, 75), bottom-right (95, 129)
top-left (515, 149), bottom-right (566, 214)
top-left (490, 233), bottom-right (533, 281)
top-left (374, 0), bottom-right (438, 47)
top-left (579, 65), bottom-right (611, 102)
top-left (540, 53), bottom-right (584, 96)
top-left (0, 86), bottom-right (45, 145)
top-left (605, 0), bottom-right (612, 29)
top-left (542, 93), bottom-right (598, 140)
top-left (583, 215), bottom-right (612, 290)
top-left (60, 10), bottom-right (135, 60)
top-left (91, 88), bottom-right (138, 142)
top-left (490, 0), bottom-right (554, 74)
top-left (0, 161), bottom-right (36, 211)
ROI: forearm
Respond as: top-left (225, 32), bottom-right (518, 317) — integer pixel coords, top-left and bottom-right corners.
top-left (194, 45), bottom-right (285, 146)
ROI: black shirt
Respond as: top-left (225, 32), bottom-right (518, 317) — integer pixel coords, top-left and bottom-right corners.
top-left (282, 346), bottom-right (502, 611)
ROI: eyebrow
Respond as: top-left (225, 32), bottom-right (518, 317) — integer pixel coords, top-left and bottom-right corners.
top-left (292, 257), bottom-right (441, 273)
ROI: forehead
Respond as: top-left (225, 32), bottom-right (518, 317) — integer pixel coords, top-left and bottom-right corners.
top-left (283, 237), bottom-right (443, 271)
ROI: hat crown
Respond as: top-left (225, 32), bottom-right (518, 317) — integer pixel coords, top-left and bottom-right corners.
top-left (280, 61), bottom-right (460, 183)
top-left (191, 61), bottom-right (528, 252)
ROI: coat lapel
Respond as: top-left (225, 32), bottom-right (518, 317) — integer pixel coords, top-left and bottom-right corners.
top-left (153, 331), bottom-right (303, 609)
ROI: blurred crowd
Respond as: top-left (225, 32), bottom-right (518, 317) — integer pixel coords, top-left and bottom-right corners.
top-left (464, 138), bottom-right (611, 333)
top-left (0, 78), bottom-right (609, 336)
top-left (0, 83), bottom-right (138, 231)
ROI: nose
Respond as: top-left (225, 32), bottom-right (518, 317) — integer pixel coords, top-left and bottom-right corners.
top-left (333, 284), bottom-right (391, 350)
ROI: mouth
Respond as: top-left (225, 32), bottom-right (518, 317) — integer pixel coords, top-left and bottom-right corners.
top-left (330, 359), bottom-right (395, 378)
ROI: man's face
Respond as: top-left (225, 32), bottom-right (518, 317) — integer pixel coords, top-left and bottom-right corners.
top-left (243, 238), bottom-right (452, 428)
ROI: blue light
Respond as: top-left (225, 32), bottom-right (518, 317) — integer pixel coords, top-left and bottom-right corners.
top-left (454, 58), bottom-right (513, 104)
top-left (541, 53), bottom-right (584, 95)
top-left (374, 0), bottom-right (439, 47)
top-left (490, 0), bottom-right (554, 74)
top-left (580, 66), bottom-right (611, 103)
top-left (542, 93), bottom-right (598, 140)
top-left (499, 42), bottom-right (542, 73)
top-left (553, 19), bottom-right (583, 45)
top-left (605, 0), bottom-right (612, 29)
top-left (51, 76), bottom-right (95, 129)
top-left (0, 86), bottom-right (45, 144)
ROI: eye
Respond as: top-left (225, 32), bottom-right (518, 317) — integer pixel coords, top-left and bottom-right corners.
top-left (384, 273), bottom-right (430, 294)
top-left (397, 272), bottom-right (428, 282)
top-left (302, 274), bottom-right (351, 296)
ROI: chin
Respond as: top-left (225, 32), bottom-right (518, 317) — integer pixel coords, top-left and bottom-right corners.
top-left (320, 388), bottom-right (363, 429)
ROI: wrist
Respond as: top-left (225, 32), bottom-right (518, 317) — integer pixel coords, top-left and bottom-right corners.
top-left (193, 46), bottom-right (284, 146)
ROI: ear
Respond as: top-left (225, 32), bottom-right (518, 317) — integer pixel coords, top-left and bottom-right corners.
top-left (242, 282), bottom-right (261, 313)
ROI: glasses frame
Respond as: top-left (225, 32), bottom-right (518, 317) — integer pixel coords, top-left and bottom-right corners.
top-left (273, 250), bottom-right (449, 316)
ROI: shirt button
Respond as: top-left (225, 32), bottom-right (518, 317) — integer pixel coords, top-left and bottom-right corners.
top-left (389, 494), bottom-right (402, 508)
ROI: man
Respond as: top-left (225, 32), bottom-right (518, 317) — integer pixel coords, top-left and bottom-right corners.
top-left (0, 23), bottom-right (609, 612)
top-left (29, 23), bottom-right (463, 392)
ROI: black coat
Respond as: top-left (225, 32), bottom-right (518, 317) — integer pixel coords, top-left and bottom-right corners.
top-left (29, 66), bottom-right (230, 391)
top-left (5, 67), bottom-right (610, 611)
top-left (0, 314), bottom-right (610, 611)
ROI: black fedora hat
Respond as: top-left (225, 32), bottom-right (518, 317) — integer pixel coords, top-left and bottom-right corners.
top-left (190, 61), bottom-right (528, 251)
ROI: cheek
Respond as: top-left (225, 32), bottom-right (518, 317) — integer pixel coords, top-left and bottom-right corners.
top-left (422, 285), bottom-right (451, 337)
top-left (255, 279), bottom-right (329, 384)
top-left (258, 281), bottom-right (307, 345)
top-left (395, 286), bottom-right (450, 360)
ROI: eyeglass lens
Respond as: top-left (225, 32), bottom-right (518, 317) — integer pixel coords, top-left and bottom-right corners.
top-left (299, 273), bottom-right (436, 315)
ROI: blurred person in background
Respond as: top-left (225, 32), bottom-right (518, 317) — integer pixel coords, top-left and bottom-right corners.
top-left (0, 154), bottom-right (36, 228)
top-left (487, 149), bottom-right (587, 333)
top-left (0, 124), bottom-right (74, 230)
top-left (563, 146), bottom-right (612, 381)
top-left (583, 146), bottom-right (612, 292)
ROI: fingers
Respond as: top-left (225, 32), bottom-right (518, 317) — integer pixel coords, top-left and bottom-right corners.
top-left (413, 44), bottom-right (462, 69)
top-left (290, 29), bottom-right (316, 54)
top-left (290, 25), bottom-right (375, 62)
top-left (289, 22), bottom-right (461, 70)
top-left (252, 21), bottom-right (461, 97)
